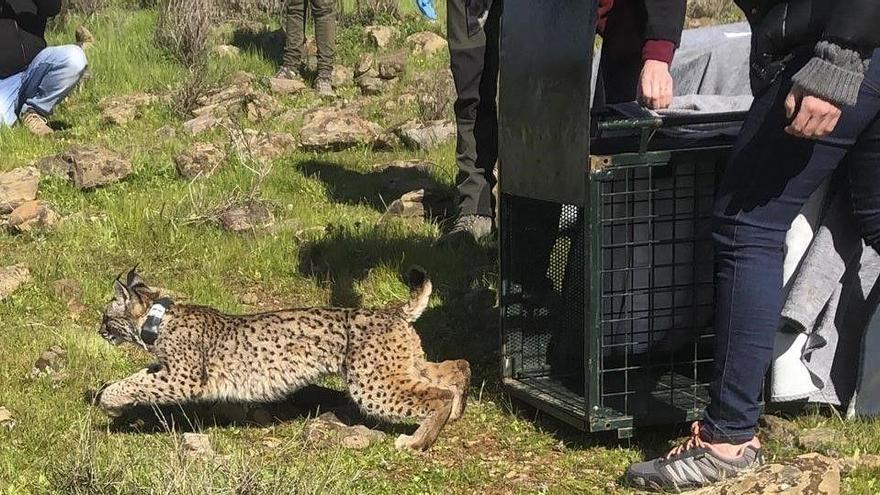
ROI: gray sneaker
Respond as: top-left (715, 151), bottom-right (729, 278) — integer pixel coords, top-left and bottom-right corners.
top-left (625, 422), bottom-right (763, 492)
top-left (315, 77), bottom-right (335, 97)
top-left (436, 214), bottom-right (494, 246)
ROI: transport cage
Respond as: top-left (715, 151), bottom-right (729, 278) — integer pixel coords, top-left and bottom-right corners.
top-left (496, 0), bottom-right (747, 438)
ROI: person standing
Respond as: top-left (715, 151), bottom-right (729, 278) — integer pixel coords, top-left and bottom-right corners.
top-left (276, 0), bottom-right (336, 97)
top-left (438, 0), bottom-right (686, 245)
top-left (0, 0), bottom-right (88, 136)
top-left (625, 0), bottom-right (880, 491)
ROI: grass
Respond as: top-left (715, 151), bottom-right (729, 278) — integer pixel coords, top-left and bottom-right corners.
top-left (0, 4), bottom-right (879, 494)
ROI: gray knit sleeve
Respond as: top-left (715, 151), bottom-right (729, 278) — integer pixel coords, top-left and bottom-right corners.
top-left (791, 41), bottom-right (870, 106)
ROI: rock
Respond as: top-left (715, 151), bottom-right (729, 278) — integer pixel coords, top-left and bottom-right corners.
top-left (174, 142), bottom-right (226, 179)
top-left (0, 406), bottom-right (13, 430)
top-left (261, 436), bottom-right (283, 449)
top-left (268, 76), bottom-right (307, 95)
top-left (373, 131), bottom-right (403, 150)
top-left (798, 427), bottom-right (845, 452)
top-left (34, 155), bottom-right (69, 178)
top-left (0, 264), bottom-right (30, 301)
top-left (213, 44), bottom-right (240, 57)
top-left (382, 189), bottom-right (426, 222)
top-left (354, 53), bottom-right (378, 79)
top-left (759, 414), bottom-right (799, 444)
top-left (406, 31), bottom-right (448, 57)
top-left (840, 454), bottom-right (880, 474)
top-left (218, 200), bottom-right (274, 232)
top-left (75, 25), bottom-right (94, 49)
top-left (98, 93), bottom-right (157, 125)
top-left (231, 130), bottom-right (296, 161)
top-left (231, 71), bottom-right (256, 85)
top-left (157, 125), bottom-right (176, 138)
top-left (303, 412), bottom-right (385, 450)
top-left (0, 167), bottom-right (40, 213)
top-left (62, 146), bottom-right (133, 190)
top-left (376, 159), bottom-right (436, 173)
top-left (243, 92), bottom-right (280, 122)
top-left (299, 107), bottom-right (383, 151)
top-left (31, 345), bottom-right (67, 377)
top-left (331, 65), bottom-right (354, 88)
top-left (396, 120), bottom-right (455, 150)
top-left (365, 25), bottom-right (398, 48)
top-left (377, 50), bottom-right (408, 80)
top-left (7, 200), bottom-right (59, 233)
top-left (181, 432), bottom-right (214, 459)
top-left (357, 76), bottom-right (392, 96)
top-left (183, 114), bottom-right (230, 135)
top-left (690, 453), bottom-right (840, 495)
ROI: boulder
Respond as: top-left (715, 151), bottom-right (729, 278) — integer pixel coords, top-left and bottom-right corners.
top-left (396, 120), bottom-right (455, 150)
top-left (62, 146), bottom-right (133, 189)
top-left (183, 114), bottom-right (230, 135)
top-left (7, 200), bottom-right (59, 233)
top-left (355, 53), bottom-right (378, 79)
top-left (174, 142), bottom-right (226, 179)
top-left (98, 93), bottom-right (158, 125)
top-left (231, 130), bottom-right (296, 161)
top-left (406, 31), bottom-right (447, 56)
top-left (377, 50), bottom-right (408, 80)
top-left (34, 155), bottom-right (69, 178)
top-left (689, 453), bottom-right (840, 495)
top-left (0, 167), bottom-right (40, 213)
top-left (268, 76), bottom-right (307, 95)
top-left (299, 107), bottom-right (383, 151)
top-left (382, 189), bottom-right (426, 222)
top-left (365, 25), bottom-right (398, 48)
top-left (357, 76), bottom-right (392, 96)
top-left (0, 264), bottom-right (30, 301)
top-left (31, 345), bottom-right (67, 378)
top-left (218, 200), bottom-right (274, 232)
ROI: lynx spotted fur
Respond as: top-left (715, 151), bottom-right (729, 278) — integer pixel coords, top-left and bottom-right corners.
top-left (96, 268), bottom-right (470, 451)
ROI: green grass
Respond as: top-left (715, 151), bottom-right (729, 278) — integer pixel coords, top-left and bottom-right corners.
top-left (1, 5), bottom-right (879, 495)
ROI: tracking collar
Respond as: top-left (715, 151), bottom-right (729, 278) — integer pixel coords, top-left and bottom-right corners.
top-left (141, 297), bottom-right (174, 346)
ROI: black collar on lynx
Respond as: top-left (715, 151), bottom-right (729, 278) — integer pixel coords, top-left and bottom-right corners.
top-left (141, 297), bottom-right (174, 345)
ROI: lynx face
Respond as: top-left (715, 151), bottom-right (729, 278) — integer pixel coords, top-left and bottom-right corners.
top-left (99, 268), bottom-right (156, 346)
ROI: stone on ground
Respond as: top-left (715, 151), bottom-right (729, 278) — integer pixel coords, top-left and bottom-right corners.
top-left (181, 432), bottom-right (214, 459)
top-left (396, 120), bottom-right (456, 150)
top-left (0, 167), bottom-right (40, 213)
top-left (174, 142), bottom-right (226, 179)
top-left (34, 155), bottom-right (69, 178)
top-left (376, 159), bottom-right (436, 173)
top-left (31, 345), bottom-right (67, 378)
top-left (7, 200), bottom-right (59, 233)
top-left (355, 53), bottom-right (378, 79)
top-left (303, 412), bottom-right (385, 450)
top-left (0, 264), bottom-right (30, 301)
top-left (689, 453), bottom-right (840, 495)
top-left (377, 50), bottom-right (408, 80)
top-left (299, 107), bottom-right (383, 151)
top-left (365, 25), bottom-right (398, 48)
top-left (218, 200), bottom-right (274, 232)
top-left (357, 76), bottom-right (392, 96)
top-left (213, 44), bottom-right (240, 57)
top-left (268, 76), bottom-right (307, 95)
top-left (62, 146), bottom-right (133, 189)
top-left (382, 189), bottom-right (426, 222)
top-left (406, 31), bottom-right (448, 56)
top-left (331, 65), bottom-right (354, 88)
top-left (231, 130), bottom-right (296, 161)
top-left (797, 426), bottom-right (845, 452)
top-left (183, 114), bottom-right (230, 135)
top-left (99, 93), bottom-right (158, 126)
top-left (0, 407), bottom-right (14, 430)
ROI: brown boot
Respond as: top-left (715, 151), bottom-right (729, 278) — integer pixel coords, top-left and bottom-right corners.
top-left (20, 111), bottom-right (53, 137)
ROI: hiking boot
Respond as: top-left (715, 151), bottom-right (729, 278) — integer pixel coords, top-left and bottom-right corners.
top-left (436, 214), bottom-right (494, 246)
top-left (274, 66), bottom-right (305, 83)
top-left (625, 422), bottom-right (764, 492)
top-left (20, 110), bottom-right (53, 137)
top-left (315, 77), bottom-right (336, 97)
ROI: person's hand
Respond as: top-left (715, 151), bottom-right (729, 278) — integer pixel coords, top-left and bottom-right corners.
top-left (784, 87), bottom-right (842, 139)
top-left (638, 60), bottom-right (673, 110)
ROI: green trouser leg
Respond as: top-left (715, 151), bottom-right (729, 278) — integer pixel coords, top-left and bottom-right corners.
top-left (282, 0), bottom-right (336, 79)
top-left (447, 0), bottom-right (501, 218)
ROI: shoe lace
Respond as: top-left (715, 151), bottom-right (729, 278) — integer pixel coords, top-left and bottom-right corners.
top-left (666, 422), bottom-right (708, 459)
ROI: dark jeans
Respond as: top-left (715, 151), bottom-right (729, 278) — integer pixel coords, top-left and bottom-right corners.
top-left (447, 0), bottom-right (501, 218)
top-left (282, 0), bottom-right (335, 79)
top-left (703, 49), bottom-right (880, 443)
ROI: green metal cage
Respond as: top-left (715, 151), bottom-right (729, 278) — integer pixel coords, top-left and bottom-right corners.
top-left (497, 0), bottom-right (746, 438)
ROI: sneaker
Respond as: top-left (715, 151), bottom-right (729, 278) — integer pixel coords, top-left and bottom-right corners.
top-left (415, 0), bottom-right (437, 20)
top-left (625, 422), bottom-right (764, 492)
top-left (274, 66), bottom-right (305, 83)
top-left (19, 110), bottom-right (53, 137)
top-left (315, 77), bottom-right (335, 97)
top-left (436, 214), bottom-right (494, 246)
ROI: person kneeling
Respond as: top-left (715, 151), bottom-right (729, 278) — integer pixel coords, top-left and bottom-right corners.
top-left (1, 0), bottom-right (87, 136)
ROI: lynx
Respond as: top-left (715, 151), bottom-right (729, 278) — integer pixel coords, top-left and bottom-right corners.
top-left (96, 267), bottom-right (470, 451)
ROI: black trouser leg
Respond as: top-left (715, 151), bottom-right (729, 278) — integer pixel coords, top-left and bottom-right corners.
top-left (448, 0), bottom-right (501, 218)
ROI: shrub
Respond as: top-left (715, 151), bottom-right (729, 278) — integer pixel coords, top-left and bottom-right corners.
top-left (154, 0), bottom-right (217, 68)
top-left (60, 0), bottom-right (107, 16)
top-left (686, 0), bottom-right (742, 24)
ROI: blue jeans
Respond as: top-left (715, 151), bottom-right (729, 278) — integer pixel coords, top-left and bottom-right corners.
top-left (703, 49), bottom-right (880, 443)
top-left (0, 45), bottom-right (87, 126)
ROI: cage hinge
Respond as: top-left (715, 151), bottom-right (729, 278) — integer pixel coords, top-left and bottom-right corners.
top-left (589, 155), bottom-right (611, 173)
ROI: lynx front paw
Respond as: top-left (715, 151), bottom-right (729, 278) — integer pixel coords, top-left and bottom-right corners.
top-left (394, 434), bottom-right (415, 451)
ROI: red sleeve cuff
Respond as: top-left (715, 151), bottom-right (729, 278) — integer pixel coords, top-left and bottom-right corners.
top-left (642, 39), bottom-right (675, 64)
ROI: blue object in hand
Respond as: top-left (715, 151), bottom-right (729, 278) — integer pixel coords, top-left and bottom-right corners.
top-left (415, 0), bottom-right (437, 20)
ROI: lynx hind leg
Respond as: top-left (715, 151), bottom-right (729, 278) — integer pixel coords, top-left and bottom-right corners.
top-left (416, 360), bottom-right (471, 421)
top-left (349, 373), bottom-right (454, 452)
top-left (98, 368), bottom-right (198, 418)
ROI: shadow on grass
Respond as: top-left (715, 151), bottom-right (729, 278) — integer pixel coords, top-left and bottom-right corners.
top-left (231, 26), bottom-right (284, 66)
top-left (299, 159), bottom-right (456, 220)
top-left (103, 385), bottom-right (415, 436)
